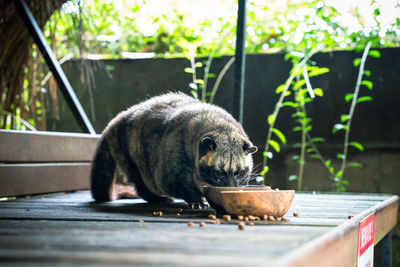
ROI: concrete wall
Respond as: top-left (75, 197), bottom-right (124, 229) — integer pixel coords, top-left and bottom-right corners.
top-left (55, 48), bottom-right (400, 192)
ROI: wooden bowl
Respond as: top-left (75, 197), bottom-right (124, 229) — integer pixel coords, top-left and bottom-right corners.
top-left (220, 190), bottom-right (295, 217)
top-left (203, 186), bottom-right (272, 213)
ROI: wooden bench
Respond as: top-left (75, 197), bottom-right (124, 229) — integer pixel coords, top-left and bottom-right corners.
top-left (0, 130), bottom-right (398, 266)
top-left (0, 129), bottom-right (100, 197)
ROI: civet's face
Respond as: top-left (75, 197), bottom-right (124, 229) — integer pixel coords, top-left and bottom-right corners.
top-left (198, 135), bottom-right (257, 187)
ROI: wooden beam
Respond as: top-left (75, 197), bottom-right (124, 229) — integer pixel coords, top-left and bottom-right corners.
top-left (0, 130), bottom-right (100, 163)
top-left (0, 163), bottom-right (91, 197)
top-left (273, 195), bottom-right (399, 267)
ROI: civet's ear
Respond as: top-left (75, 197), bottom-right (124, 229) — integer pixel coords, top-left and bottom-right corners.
top-left (200, 136), bottom-right (216, 156)
top-left (243, 143), bottom-right (258, 154)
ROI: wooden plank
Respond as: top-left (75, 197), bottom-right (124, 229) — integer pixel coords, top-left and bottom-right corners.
top-left (0, 191), bottom-right (392, 227)
top-left (0, 220), bottom-right (331, 266)
top-left (0, 130), bottom-right (100, 163)
top-left (0, 191), bottom-right (397, 266)
top-left (274, 195), bottom-right (399, 267)
top-left (0, 163), bottom-right (91, 197)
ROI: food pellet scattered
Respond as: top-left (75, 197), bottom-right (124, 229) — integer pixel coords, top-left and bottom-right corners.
top-left (177, 213), bottom-right (181, 216)
top-left (199, 222), bottom-right (206, 227)
top-left (237, 215), bottom-right (244, 221)
top-left (223, 215), bottom-right (231, 222)
top-left (244, 216), bottom-right (249, 222)
top-left (208, 214), bottom-right (217, 220)
top-left (293, 212), bottom-right (299, 217)
top-left (249, 222), bottom-right (255, 226)
top-left (282, 217), bottom-right (289, 222)
top-left (210, 219), bottom-right (220, 224)
top-left (187, 222), bottom-right (194, 227)
top-left (238, 222), bottom-right (245, 230)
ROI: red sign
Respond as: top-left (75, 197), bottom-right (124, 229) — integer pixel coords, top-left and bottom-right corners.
top-left (357, 213), bottom-right (375, 267)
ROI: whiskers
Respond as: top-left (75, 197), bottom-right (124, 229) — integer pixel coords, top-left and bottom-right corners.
top-left (239, 163), bottom-right (262, 186)
top-left (200, 172), bottom-right (224, 187)
top-left (239, 175), bottom-right (258, 185)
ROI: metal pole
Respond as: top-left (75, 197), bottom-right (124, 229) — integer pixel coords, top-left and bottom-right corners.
top-left (14, 0), bottom-right (96, 134)
top-left (233, 0), bottom-right (246, 124)
top-left (380, 231), bottom-right (392, 267)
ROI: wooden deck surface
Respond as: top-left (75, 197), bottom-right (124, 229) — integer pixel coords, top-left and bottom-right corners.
top-left (0, 190), bottom-right (398, 266)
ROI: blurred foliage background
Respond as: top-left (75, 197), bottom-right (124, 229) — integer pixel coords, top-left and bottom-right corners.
top-left (1, 0), bottom-right (399, 131)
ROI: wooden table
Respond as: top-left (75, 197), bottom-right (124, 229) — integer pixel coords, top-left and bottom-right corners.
top-left (0, 190), bottom-right (397, 266)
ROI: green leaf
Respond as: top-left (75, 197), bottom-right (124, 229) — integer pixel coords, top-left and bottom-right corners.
top-left (189, 83), bottom-right (198, 90)
top-left (184, 67), bottom-right (193, 73)
top-left (342, 180), bottom-right (349, 185)
top-left (263, 151), bottom-right (273, 159)
top-left (272, 128), bottom-right (286, 144)
top-left (288, 175), bottom-right (298, 181)
top-left (340, 114), bottom-right (350, 123)
top-left (292, 126), bottom-right (302, 132)
top-left (345, 93), bottom-right (354, 102)
top-left (311, 137), bottom-right (325, 142)
top-left (332, 124), bottom-right (345, 133)
top-left (349, 141), bottom-right (364, 151)
top-left (195, 62), bottom-right (203, 67)
top-left (308, 67), bottom-right (329, 77)
top-left (268, 140), bottom-right (280, 153)
top-left (275, 84), bottom-right (285, 94)
top-left (306, 148), bottom-right (315, 153)
top-left (325, 159), bottom-right (331, 167)
top-left (291, 156), bottom-right (300, 162)
top-left (282, 101), bottom-right (297, 108)
top-left (260, 166), bottom-right (269, 176)
top-left (207, 73), bottom-right (216, 78)
top-left (336, 170), bottom-right (343, 178)
top-left (267, 114), bottom-right (275, 125)
top-left (283, 91), bottom-right (291, 97)
top-left (368, 50), bottom-right (381, 58)
top-left (364, 70), bottom-right (371, 77)
top-left (347, 162), bottom-right (362, 168)
top-left (195, 79), bottom-right (204, 84)
top-left (337, 153), bottom-right (345, 160)
top-left (357, 96), bottom-right (373, 103)
top-left (361, 80), bottom-right (373, 90)
top-left (190, 90), bottom-right (198, 99)
top-left (293, 79), bottom-right (305, 90)
top-left (353, 58), bottom-right (361, 67)
top-left (313, 88), bottom-right (324, 97)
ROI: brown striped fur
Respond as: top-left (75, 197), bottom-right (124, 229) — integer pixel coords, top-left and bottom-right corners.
top-left (90, 93), bottom-right (257, 206)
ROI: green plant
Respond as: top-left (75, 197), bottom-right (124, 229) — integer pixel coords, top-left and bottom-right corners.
top-left (260, 49), bottom-right (321, 172)
top-left (182, 24), bottom-right (235, 103)
top-left (262, 41), bottom-right (377, 192)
